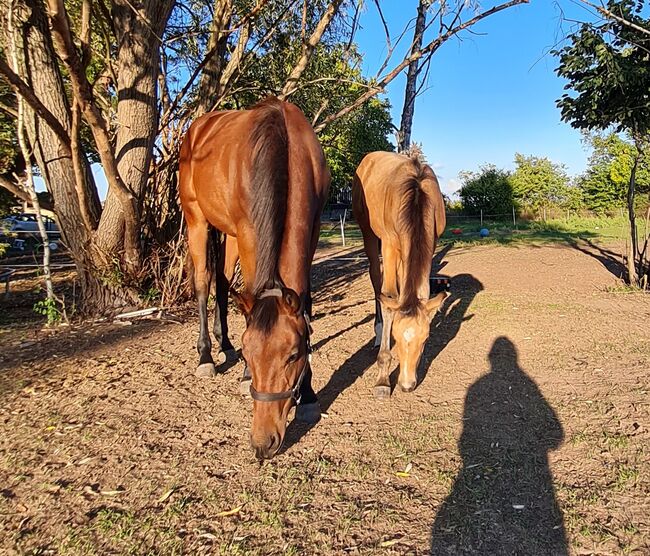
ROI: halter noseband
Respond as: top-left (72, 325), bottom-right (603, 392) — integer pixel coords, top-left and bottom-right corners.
top-left (248, 288), bottom-right (313, 404)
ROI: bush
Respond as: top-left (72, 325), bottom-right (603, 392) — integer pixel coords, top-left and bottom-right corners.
top-left (458, 165), bottom-right (514, 216)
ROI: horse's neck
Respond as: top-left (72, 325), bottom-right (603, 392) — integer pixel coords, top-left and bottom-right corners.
top-left (399, 240), bottom-right (433, 299)
top-left (277, 219), bottom-right (313, 296)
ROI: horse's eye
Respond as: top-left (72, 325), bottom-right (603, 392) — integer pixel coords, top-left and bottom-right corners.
top-left (286, 352), bottom-right (299, 365)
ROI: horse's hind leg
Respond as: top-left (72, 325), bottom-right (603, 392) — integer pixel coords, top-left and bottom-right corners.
top-left (213, 234), bottom-right (237, 360)
top-left (187, 213), bottom-right (216, 377)
top-left (358, 220), bottom-right (383, 347)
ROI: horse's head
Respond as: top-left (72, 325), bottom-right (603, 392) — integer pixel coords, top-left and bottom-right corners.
top-left (380, 292), bottom-right (448, 392)
top-left (233, 287), bottom-right (310, 459)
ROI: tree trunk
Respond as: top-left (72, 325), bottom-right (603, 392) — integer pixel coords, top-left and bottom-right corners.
top-left (398, 0), bottom-right (427, 153)
top-left (3, 0), bottom-right (136, 313)
top-left (626, 152), bottom-right (639, 285)
top-left (96, 0), bottom-right (174, 255)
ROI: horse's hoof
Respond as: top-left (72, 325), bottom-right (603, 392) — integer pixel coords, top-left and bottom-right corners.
top-left (295, 401), bottom-right (321, 424)
top-left (215, 351), bottom-right (227, 365)
top-left (374, 385), bottom-right (391, 400)
top-left (239, 378), bottom-right (252, 397)
top-left (223, 348), bottom-right (238, 361)
top-left (196, 363), bottom-right (216, 378)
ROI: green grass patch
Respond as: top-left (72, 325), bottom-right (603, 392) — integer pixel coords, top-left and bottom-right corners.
top-left (319, 216), bottom-right (632, 248)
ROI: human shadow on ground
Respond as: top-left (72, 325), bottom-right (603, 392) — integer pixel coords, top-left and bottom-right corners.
top-left (419, 273), bottom-right (484, 386)
top-left (430, 337), bottom-right (567, 555)
top-left (567, 237), bottom-right (626, 279)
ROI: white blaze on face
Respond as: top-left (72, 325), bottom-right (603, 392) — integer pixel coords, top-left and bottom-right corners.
top-left (403, 327), bottom-right (416, 343)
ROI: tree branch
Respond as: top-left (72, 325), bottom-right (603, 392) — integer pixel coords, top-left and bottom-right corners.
top-left (45, 0), bottom-right (140, 267)
top-left (314, 0), bottom-right (529, 132)
top-left (279, 0), bottom-right (345, 99)
top-left (0, 57), bottom-right (71, 146)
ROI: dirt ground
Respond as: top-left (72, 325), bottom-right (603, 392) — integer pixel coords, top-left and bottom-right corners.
top-left (1, 241), bottom-right (649, 555)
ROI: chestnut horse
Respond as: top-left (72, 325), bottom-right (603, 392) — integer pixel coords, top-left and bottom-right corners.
top-left (179, 97), bottom-right (330, 458)
top-left (352, 152), bottom-right (448, 399)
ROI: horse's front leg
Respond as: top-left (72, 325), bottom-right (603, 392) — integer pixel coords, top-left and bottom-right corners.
top-left (374, 301), bottom-right (394, 399)
top-left (374, 245), bottom-right (398, 399)
top-left (295, 219), bottom-right (322, 423)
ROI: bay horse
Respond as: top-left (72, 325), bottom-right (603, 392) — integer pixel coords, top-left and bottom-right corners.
top-left (179, 97), bottom-right (330, 459)
top-left (352, 151), bottom-right (448, 399)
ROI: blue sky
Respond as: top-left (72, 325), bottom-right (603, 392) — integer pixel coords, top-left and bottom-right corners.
top-left (353, 0), bottom-right (596, 197)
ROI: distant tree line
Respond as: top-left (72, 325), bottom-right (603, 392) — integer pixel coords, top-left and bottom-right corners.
top-left (456, 133), bottom-right (650, 218)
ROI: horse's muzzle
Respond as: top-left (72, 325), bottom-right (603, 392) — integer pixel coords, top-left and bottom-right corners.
top-left (252, 431), bottom-right (282, 460)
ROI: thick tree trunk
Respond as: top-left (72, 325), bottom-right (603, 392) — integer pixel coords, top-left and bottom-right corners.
top-left (398, 0), bottom-right (427, 153)
top-left (3, 0), bottom-right (135, 313)
top-left (96, 0), bottom-right (174, 255)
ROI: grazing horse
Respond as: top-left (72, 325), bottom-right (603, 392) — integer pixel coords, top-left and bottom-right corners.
top-left (352, 151), bottom-right (448, 399)
top-left (179, 97), bottom-right (330, 458)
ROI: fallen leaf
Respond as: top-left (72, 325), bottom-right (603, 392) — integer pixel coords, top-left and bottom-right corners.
top-left (380, 537), bottom-right (402, 547)
top-left (215, 505), bottom-right (242, 517)
top-left (100, 489), bottom-right (125, 496)
top-left (395, 471), bottom-right (410, 478)
top-left (512, 504), bottom-right (525, 510)
top-left (157, 487), bottom-right (178, 504)
top-left (405, 463), bottom-right (412, 473)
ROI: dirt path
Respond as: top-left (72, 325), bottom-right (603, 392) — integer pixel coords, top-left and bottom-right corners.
top-left (1, 243), bottom-right (649, 555)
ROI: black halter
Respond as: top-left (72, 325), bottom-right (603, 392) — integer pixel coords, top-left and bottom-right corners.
top-left (248, 288), bottom-right (313, 404)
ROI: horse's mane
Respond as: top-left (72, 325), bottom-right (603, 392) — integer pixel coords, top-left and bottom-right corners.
top-left (249, 96), bottom-right (289, 331)
top-left (396, 156), bottom-right (433, 315)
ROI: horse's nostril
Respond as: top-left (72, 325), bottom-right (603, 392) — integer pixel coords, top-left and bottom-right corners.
top-left (268, 432), bottom-right (281, 453)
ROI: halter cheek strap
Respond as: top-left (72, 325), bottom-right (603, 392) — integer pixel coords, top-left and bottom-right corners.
top-left (248, 288), bottom-right (313, 404)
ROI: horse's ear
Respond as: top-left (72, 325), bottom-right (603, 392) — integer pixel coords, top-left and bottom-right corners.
top-left (425, 292), bottom-right (448, 319)
top-left (379, 293), bottom-right (400, 312)
top-left (281, 287), bottom-right (302, 315)
top-left (231, 288), bottom-right (254, 319)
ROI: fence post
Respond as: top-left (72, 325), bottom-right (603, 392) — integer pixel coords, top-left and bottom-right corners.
top-left (340, 210), bottom-right (346, 247)
top-left (512, 206), bottom-right (517, 230)
top-left (480, 209), bottom-right (483, 228)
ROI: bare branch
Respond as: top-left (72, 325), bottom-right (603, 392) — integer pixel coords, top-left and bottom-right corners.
top-left (280, 0), bottom-right (345, 99)
top-left (577, 0), bottom-right (650, 36)
top-left (0, 57), bottom-right (71, 146)
top-left (315, 0), bottom-right (529, 132)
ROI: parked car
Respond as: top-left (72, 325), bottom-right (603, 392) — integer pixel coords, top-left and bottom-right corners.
top-left (2, 213), bottom-right (60, 234)
top-left (0, 213), bottom-right (61, 252)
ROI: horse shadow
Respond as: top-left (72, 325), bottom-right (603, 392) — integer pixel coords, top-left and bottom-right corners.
top-left (430, 336), bottom-right (567, 555)
top-left (418, 272), bottom-right (484, 386)
top-left (280, 337), bottom-right (376, 454)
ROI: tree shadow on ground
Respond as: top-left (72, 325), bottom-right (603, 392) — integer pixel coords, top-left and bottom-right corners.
top-left (430, 336), bottom-right (567, 555)
top-left (567, 237), bottom-right (626, 279)
top-left (419, 273), bottom-right (484, 386)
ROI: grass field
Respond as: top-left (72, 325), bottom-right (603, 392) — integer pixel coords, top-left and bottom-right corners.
top-left (319, 215), bottom-right (631, 248)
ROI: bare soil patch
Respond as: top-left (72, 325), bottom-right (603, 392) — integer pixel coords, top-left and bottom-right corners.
top-left (1, 242), bottom-right (649, 555)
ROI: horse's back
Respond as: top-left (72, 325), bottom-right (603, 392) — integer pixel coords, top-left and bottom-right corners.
top-left (180, 98), bottom-right (328, 234)
top-left (353, 151), bottom-right (445, 240)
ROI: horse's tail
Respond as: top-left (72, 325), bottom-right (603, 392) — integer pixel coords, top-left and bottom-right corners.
top-left (397, 158), bottom-right (432, 315)
top-left (249, 96), bottom-right (289, 294)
